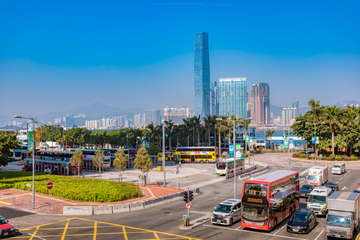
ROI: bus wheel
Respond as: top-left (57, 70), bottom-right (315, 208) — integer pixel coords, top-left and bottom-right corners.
top-left (205, 160), bottom-right (209, 164)
top-left (200, 160), bottom-right (204, 164)
top-left (274, 219), bottom-right (277, 228)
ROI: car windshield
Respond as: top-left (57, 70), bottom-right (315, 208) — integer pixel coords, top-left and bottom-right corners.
top-left (242, 206), bottom-right (268, 221)
top-left (0, 217), bottom-right (7, 224)
top-left (333, 165), bottom-right (340, 168)
top-left (326, 215), bottom-right (351, 227)
top-left (309, 195), bottom-right (326, 204)
top-left (291, 213), bottom-right (308, 222)
top-left (214, 204), bottom-right (232, 213)
top-left (307, 175), bottom-right (320, 181)
top-left (300, 185), bottom-right (314, 190)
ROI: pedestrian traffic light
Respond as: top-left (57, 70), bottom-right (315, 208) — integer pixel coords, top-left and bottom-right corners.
top-left (189, 191), bottom-right (194, 202)
top-left (183, 192), bottom-right (188, 202)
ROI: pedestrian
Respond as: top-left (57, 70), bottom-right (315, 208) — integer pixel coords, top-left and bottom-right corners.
top-left (179, 160), bottom-right (181, 168)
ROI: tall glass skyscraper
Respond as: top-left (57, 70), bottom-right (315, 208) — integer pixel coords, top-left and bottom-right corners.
top-left (250, 83), bottom-right (270, 124)
top-left (219, 78), bottom-right (248, 118)
top-left (194, 32), bottom-right (210, 119)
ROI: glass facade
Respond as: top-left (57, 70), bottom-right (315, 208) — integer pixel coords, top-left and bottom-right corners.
top-left (194, 32), bottom-right (210, 118)
top-left (219, 78), bottom-right (247, 118)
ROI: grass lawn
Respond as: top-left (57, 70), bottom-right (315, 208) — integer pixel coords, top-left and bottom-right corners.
top-left (0, 171), bottom-right (143, 202)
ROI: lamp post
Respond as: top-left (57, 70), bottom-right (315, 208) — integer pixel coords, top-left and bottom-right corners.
top-left (14, 115), bottom-right (36, 209)
top-left (216, 117), bottom-right (252, 199)
top-left (162, 120), bottom-right (166, 187)
top-left (51, 124), bottom-right (54, 151)
top-left (305, 121), bottom-right (325, 166)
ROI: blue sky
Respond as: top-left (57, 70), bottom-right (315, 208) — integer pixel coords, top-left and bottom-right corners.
top-left (1, 0), bottom-right (359, 116)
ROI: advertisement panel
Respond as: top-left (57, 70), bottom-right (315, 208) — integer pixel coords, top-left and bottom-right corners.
top-left (28, 131), bottom-right (33, 150)
top-left (229, 144), bottom-right (234, 158)
top-left (235, 144), bottom-right (242, 158)
top-left (35, 131), bottom-right (40, 149)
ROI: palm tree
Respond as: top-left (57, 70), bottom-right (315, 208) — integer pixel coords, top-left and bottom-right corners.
top-left (172, 125), bottom-right (182, 148)
top-left (164, 120), bottom-right (174, 151)
top-left (265, 129), bottom-right (275, 150)
top-left (146, 123), bottom-right (156, 145)
top-left (182, 118), bottom-right (192, 146)
top-left (211, 115), bottom-right (218, 147)
top-left (203, 115), bottom-right (212, 146)
top-left (241, 118), bottom-right (252, 155)
top-left (321, 106), bottom-right (340, 155)
top-left (216, 116), bottom-right (228, 157)
top-left (307, 99), bottom-right (324, 155)
top-left (192, 116), bottom-right (201, 146)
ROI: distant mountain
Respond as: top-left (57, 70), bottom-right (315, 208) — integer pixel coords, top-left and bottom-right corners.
top-left (37, 103), bottom-right (145, 122)
top-left (334, 100), bottom-right (360, 108)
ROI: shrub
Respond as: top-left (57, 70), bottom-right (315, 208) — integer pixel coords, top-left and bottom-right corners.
top-left (329, 154), bottom-right (336, 158)
top-left (321, 156), bottom-right (327, 160)
top-left (335, 156), bottom-right (343, 161)
top-left (0, 171), bottom-right (143, 202)
top-left (351, 156), bottom-right (358, 161)
top-left (299, 154), bottom-right (306, 158)
top-left (292, 153), bottom-right (299, 158)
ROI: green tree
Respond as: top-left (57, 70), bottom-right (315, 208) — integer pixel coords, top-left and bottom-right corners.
top-left (113, 147), bottom-right (128, 182)
top-left (70, 150), bottom-right (84, 177)
top-left (164, 120), bottom-right (174, 151)
top-left (217, 116), bottom-right (228, 157)
top-left (265, 129), bottom-right (275, 149)
top-left (134, 147), bottom-right (153, 186)
top-left (148, 144), bottom-right (161, 155)
top-left (203, 115), bottom-right (212, 146)
top-left (0, 133), bottom-right (20, 167)
top-left (322, 106), bottom-right (341, 155)
top-left (92, 146), bottom-right (104, 178)
top-left (182, 118), bottom-right (192, 146)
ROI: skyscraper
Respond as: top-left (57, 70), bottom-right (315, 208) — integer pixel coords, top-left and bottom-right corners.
top-left (219, 78), bottom-right (247, 118)
top-left (145, 109), bottom-right (161, 125)
top-left (282, 108), bottom-right (297, 126)
top-left (194, 32), bottom-right (210, 119)
top-left (292, 100), bottom-right (299, 118)
top-left (250, 83), bottom-right (270, 124)
top-left (210, 81), bottom-right (219, 116)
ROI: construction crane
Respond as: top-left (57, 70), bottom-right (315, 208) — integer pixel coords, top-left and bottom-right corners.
top-left (165, 103), bottom-right (169, 109)
top-left (176, 105), bottom-right (185, 108)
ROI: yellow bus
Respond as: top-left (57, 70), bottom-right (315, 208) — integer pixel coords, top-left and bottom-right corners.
top-left (175, 146), bottom-right (217, 163)
top-left (158, 152), bottom-right (175, 162)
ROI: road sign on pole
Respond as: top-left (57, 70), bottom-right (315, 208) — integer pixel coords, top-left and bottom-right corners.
top-left (47, 182), bottom-right (53, 189)
top-left (185, 202), bottom-right (192, 209)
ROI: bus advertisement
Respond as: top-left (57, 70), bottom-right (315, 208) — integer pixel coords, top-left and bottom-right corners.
top-left (70, 149), bottom-right (111, 169)
top-left (175, 147), bottom-right (217, 163)
top-left (241, 170), bottom-right (300, 231)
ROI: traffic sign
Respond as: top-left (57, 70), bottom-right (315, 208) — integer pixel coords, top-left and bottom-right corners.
top-left (185, 202), bottom-right (192, 209)
top-left (47, 182), bottom-right (53, 190)
top-left (26, 183), bottom-right (32, 188)
top-left (311, 153), bottom-right (315, 158)
top-left (183, 215), bottom-right (187, 219)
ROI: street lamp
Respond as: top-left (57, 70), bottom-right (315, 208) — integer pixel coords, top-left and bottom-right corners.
top-left (14, 115), bottom-right (36, 209)
top-left (162, 120), bottom-right (166, 187)
top-left (305, 121), bottom-right (325, 166)
top-left (216, 117), bottom-right (252, 199)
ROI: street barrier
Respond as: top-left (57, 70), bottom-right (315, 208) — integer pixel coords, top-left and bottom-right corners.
top-left (63, 206), bottom-right (93, 215)
top-left (239, 162), bottom-right (269, 180)
top-left (155, 196), bottom-right (165, 206)
top-left (226, 165), bottom-right (256, 179)
top-left (113, 204), bottom-right (130, 213)
top-left (130, 201), bottom-right (145, 211)
top-left (144, 199), bottom-right (156, 209)
top-left (94, 205), bottom-right (113, 215)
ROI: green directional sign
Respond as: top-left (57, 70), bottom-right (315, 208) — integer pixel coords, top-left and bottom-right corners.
top-left (284, 137), bottom-right (289, 148)
top-left (28, 131), bottom-right (33, 150)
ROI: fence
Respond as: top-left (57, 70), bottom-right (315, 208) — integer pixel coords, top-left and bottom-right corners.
top-left (12, 197), bottom-right (63, 214)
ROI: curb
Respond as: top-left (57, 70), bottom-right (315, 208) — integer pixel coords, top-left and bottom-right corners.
top-left (179, 213), bottom-right (211, 230)
top-left (290, 157), bottom-right (360, 164)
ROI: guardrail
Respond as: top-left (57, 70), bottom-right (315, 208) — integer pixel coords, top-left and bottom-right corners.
top-left (12, 197), bottom-right (63, 214)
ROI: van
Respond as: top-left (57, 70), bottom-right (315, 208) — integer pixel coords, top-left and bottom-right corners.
top-left (332, 163), bottom-right (345, 175)
top-left (307, 186), bottom-right (333, 216)
top-left (211, 199), bottom-right (242, 226)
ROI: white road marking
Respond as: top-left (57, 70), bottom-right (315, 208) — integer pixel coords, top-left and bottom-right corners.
top-left (341, 186), bottom-right (348, 190)
top-left (28, 234), bottom-right (47, 240)
top-left (314, 229), bottom-right (324, 240)
top-left (191, 211), bottom-right (211, 215)
top-left (273, 223), bottom-right (287, 235)
top-left (214, 197), bottom-right (218, 199)
top-left (202, 224), bottom-right (310, 240)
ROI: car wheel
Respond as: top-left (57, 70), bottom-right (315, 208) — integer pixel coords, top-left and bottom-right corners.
top-left (229, 218), bottom-right (233, 226)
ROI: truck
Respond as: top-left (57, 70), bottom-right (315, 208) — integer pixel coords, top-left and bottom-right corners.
top-left (307, 166), bottom-right (328, 186)
top-left (325, 191), bottom-right (360, 239)
top-left (307, 186), bottom-right (333, 216)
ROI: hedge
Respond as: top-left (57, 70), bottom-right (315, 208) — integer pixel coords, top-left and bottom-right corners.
top-left (0, 171), bottom-right (143, 202)
top-left (299, 154), bottom-right (306, 158)
top-left (335, 156), bottom-right (343, 161)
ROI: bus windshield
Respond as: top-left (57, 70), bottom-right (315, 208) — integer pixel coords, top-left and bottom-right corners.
top-left (216, 162), bottom-right (226, 170)
top-left (309, 195), bottom-right (326, 204)
top-left (244, 183), bottom-right (268, 197)
top-left (242, 206), bottom-right (268, 221)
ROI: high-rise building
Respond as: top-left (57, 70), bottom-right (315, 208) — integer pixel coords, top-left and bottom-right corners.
top-left (250, 83), bottom-right (270, 124)
top-left (210, 81), bottom-right (219, 116)
top-left (145, 109), bottom-right (161, 125)
top-left (219, 78), bottom-right (247, 118)
top-left (164, 106), bottom-right (190, 124)
top-left (134, 113), bottom-right (141, 126)
top-left (194, 32), bottom-right (210, 119)
top-left (292, 100), bottom-right (299, 118)
top-left (282, 107), bottom-right (297, 126)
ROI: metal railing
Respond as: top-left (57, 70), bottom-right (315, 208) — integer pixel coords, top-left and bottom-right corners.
top-left (12, 197), bottom-right (63, 214)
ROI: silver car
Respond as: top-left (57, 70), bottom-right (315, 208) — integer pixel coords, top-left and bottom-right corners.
top-left (211, 199), bottom-right (242, 226)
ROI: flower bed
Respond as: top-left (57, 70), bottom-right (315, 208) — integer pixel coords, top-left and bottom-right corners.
top-left (0, 171), bottom-right (142, 202)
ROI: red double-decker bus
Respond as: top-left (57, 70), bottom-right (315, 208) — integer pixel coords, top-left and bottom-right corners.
top-left (241, 170), bottom-right (300, 231)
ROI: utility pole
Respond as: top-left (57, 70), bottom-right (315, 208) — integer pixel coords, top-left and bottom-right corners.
top-left (162, 121), bottom-right (166, 187)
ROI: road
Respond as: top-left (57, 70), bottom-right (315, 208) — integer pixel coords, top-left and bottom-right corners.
top-left (2, 153), bottom-right (360, 240)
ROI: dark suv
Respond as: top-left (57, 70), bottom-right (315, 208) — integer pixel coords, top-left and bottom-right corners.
top-left (287, 208), bottom-right (317, 234)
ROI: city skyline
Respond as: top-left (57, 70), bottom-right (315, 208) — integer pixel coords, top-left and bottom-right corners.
top-left (1, 1), bottom-right (359, 117)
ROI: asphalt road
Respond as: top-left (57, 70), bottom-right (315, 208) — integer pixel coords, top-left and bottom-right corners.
top-left (3, 153), bottom-right (360, 240)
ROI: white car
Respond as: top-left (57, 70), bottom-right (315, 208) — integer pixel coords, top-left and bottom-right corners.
top-left (44, 168), bottom-right (51, 174)
top-left (211, 199), bottom-right (242, 226)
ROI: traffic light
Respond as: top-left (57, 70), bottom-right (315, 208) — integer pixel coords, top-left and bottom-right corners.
top-left (183, 192), bottom-right (188, 202)
top-left (189, 191), bottom-right (194, 202)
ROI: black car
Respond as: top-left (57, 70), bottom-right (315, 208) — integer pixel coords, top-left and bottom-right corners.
top-left (287, 208), bottom-right (317, 234)
top-left (324, 182), bottom-right (339, 193)
top-left (353, 189), bottom-right (360, 193)
top-left (299, 184), bottom-right (314, 198)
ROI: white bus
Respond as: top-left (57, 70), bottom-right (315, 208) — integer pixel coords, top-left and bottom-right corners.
top-left (70, 149), bottom-right (111, 169)
top-left (215, 157), bottom-right (245, 176)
